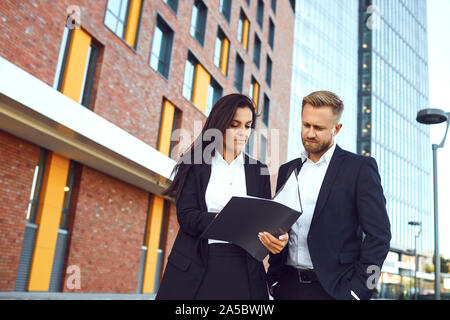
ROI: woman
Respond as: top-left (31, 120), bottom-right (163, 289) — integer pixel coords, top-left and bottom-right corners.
top-left (155, 94), bottom-right (288, 300)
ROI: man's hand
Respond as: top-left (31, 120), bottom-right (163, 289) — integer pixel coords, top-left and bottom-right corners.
top-left (258, 232), bottom-right (289, 254)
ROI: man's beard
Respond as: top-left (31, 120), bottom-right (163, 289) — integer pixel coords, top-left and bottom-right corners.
top-left (302, 137), bottom-right (333, 155)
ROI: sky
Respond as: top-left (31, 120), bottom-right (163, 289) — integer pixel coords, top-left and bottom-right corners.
top-left (427, 0), bottom-right (450, 258)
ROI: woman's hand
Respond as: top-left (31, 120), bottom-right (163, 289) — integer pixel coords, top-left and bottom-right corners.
top-left (258, 232), bottom-right (289, 254)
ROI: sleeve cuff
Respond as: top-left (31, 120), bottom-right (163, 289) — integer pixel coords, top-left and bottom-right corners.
top-left (269, 281), bottom-right (279, 297)
top-left (351, 290), bottom-right (361, 300)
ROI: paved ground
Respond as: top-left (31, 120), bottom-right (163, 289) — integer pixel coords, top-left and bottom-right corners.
top-left (0, 291), bottom-right (156, 300)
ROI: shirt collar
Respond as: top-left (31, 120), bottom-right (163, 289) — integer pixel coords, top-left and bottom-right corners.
top-left (301, 143), bottom-right (336, 165)
top-left (213, 150), bottom-right (244, 166)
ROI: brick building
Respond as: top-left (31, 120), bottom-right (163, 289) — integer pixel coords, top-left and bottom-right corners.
top-left (0, 0), bottom-right (295, 294)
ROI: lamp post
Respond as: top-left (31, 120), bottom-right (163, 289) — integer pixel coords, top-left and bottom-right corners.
top-left (416, 108), bottom-right (450, 300)
top-left (408, 221), bottom-right (422, 300)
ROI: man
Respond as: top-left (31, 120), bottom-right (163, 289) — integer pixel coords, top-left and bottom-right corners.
top-left (266, 90), bottom-right (391, 300)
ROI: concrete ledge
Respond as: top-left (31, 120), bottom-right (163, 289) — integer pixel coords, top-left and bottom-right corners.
top-left (0, 291), bottom-right (156, 300)
top-left (0, 56), bottom-right (176, 196)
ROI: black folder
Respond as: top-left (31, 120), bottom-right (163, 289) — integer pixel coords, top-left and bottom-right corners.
top-left (200, 196), bottom-right (301, 261)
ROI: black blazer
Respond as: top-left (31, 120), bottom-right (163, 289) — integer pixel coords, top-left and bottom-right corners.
top-left (156, 153), bottom-right (271, 300)
top-left (267, 145), bottom-right (391, 300)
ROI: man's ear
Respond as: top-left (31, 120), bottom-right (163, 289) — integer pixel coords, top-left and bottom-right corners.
top-left (333, 123), bottom-right (343, 136)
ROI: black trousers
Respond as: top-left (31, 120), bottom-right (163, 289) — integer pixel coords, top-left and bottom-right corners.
top-left (194, 243), bottom-right (252, 300)
top-left (273, 266), bottom-right (334, 300)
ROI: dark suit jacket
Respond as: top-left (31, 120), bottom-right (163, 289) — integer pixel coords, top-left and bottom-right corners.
top-left (156, 153), bottom-right (271, 300)
top-left (267, 145), bottom-right (391, 300)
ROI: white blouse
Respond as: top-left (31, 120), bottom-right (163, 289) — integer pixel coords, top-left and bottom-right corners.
top-left (205, 151), bottom-right (247, 244)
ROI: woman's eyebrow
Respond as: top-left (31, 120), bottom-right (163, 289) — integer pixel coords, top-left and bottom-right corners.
top-left (231, 120), bottom-right (253, 124)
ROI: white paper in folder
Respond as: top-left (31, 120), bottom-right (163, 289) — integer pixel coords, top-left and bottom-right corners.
top-left (272, 170), bottom-right (302, 213)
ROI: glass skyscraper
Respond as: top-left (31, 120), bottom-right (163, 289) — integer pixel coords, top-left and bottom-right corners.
top-left (287, 0), bottom-right (359, 161)
top-left (360, 0), bottom-right (433, 298)
top-left (366, 0), bottom-right (432, 252)
top-left (288, 0), bottom-right (433, 299)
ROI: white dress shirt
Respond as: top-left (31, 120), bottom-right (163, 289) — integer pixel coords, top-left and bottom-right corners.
top-left (287, 143), bottom-right (336, 269)
top-left (205, 151), bottom-right (247, 244)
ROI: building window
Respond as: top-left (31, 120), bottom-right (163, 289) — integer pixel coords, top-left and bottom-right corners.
top-left (234, 54), bottom-right (245, 93)
top-left (15, 148), bottom-right (48, 291)
top-left (17, 150), bottom-right (79, 292)
top-left (104, 0), bottom-right (143, 48)
top-left (59, 161), bottom-right (77, 230)
top-left (56, 28), bottom-right (100, 109)
top-left (158, 99), bottom-right (181, 158)
top-left (26, 149), bottom-right (48, 223)
top-left (49, 159), bottom-right (77, 291)
top-left (249, 77), bottom-right (260, 113)
top-left (253, 34), bottom-right (261, 68)
top-left (214, 27), bottom-right (230, 75)
top-left (219, 0), bottom-right (232, 23)
top-left (262, 94), bottom-right (270, 127)
top-left (206, 78), bottom-right (223, 117)
top-left (18, 150), bottom-right (75, 292)
top-left (104, 0), bottom-right (129, 39)
top-left (265, 55), bottom-right (272, 87)
top-left (256, 0), bottom-right (264, 29)
top-left (362, 73), bottom-right (371, 92)
top-left (182, 53), bottom-right (196, 101)
top-left (271, 0), bottom-right (276, 14)
top-left (237, 10), bottom-right (250, 51)
top-left (80, 42), bottom-right (100, 108)
top-left (183, 51), bottom-right (220, 115)
top-left (150, 16), bottom-right (174, 79)
top-left (246, 0), bottom-right (250, 6)
top-left (268, 18), bottom-right (275, 49)
top-left (362, 51), bottom-right (371, 70)
top-left (139, 195), bottom-right (167, 293)
top-left (363, 30), bottom-right (371, 49)
top-left (163, 0), bottom-right (178, 14)
top-left (190, 0), bottom-right (208, 46)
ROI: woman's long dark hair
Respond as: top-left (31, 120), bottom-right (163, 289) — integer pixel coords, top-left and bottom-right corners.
top-left (163, 93), bottom-right (257, 201)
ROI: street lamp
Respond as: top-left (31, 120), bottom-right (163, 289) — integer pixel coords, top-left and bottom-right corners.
top-left (416, 108), bottom-right (450, 300)
top-left (408, 221), bottom-right (422, 300)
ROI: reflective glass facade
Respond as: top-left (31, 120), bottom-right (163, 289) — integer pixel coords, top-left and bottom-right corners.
top-left (287, 0), bottom-right (359, 161)
top-left (288, 0), bottom-right (434, 298)
top-left (368, 0), bottom-right (433, 255)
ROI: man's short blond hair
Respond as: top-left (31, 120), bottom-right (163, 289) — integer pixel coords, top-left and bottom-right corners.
top-left (302, 90), bottom-right (344, 121)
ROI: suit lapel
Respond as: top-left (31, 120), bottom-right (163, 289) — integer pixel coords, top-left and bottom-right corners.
top-left (274, 158), bottom-right (303, 196)
top-left (244, 154), bottom-right (258, 197)
top-left (289, 159), bottom-right (304, 181)
top-left (310, 145), bottom-right (346, 228)
top-left (197, 163), bottom-right (212, 210)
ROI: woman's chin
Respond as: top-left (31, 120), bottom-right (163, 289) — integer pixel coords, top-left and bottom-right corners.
top-left (232, 146), bottom-right (245, 155)
top-left (224, 142), bottom-right (246, 155)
